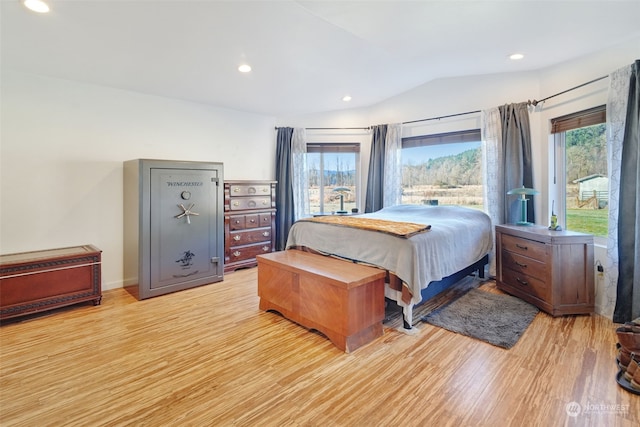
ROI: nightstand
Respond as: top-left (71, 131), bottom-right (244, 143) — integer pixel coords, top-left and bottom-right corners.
top-left (495, 224), bottom-right (594, 316)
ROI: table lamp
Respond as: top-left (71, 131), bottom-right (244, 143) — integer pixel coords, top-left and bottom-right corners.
top-left (507, 186), bottom-right (539, 225)
top-left (332, 187), bottom-right (350, 214)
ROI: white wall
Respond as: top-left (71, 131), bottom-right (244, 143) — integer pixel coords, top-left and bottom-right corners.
top-left (1, 71), bottom-right (276, 290)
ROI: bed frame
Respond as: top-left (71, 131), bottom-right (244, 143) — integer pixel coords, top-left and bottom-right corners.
top-left (398, 253), bottom-right (489, 329)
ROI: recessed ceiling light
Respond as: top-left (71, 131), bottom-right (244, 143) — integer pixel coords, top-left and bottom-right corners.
top-left (23, 0), bottom-right (50, 13)
top-left (510, 53), bottom-right (524, 60)
top-left (342, 95), bottom-right (352, 102)
top-left (238, 64), bottom-right (252, 73)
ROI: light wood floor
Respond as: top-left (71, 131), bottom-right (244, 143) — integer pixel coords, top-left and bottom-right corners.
top-left (1, 268), bottom-right (638, 426)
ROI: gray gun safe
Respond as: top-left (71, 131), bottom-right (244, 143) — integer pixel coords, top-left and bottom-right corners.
top-left (124, 159), bottom-right (224, 299)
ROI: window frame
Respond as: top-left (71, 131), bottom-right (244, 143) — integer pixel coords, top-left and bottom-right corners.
top-left (306, 142), bottom-right (360, 215)
top-left (551, 105), bottom-right (607, 244)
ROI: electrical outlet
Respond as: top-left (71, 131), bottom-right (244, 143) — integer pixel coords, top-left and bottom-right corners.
top-left (596, 261), bottom-right (604, 277)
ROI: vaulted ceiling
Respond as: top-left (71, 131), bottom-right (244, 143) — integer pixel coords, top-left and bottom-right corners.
top-left (2, 1), bottom-right (639, 116)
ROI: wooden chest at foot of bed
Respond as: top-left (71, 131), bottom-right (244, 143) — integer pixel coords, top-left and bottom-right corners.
top-left (257, 250), bottom-right (386, 352)
top-left (0, 245), bottom-right (102, 321)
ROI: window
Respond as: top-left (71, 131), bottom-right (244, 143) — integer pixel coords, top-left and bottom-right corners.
top-left (401, 129), bottom-right (483, 209)
top-left (552, 105), bottom-right (607, 239)
top-left (307, 143), bottom-right (359, 215)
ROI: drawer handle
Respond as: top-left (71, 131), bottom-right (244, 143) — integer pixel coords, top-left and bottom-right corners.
top-left (516, 277), bottom-right (529, 286)
top-left (248, 187), bottom-right (256, 194)
top-left (262, 200), bottom-right (268, 205)
top-left (262, 188), bottom-right (268, 193)
top-left (234, 220), bottom-right (241, 224)
top-left (233, 251), bottom-right (241, 257)
top-left (250, 219), bottom-right (256, 223)
top-left (262, 231), bottom-right (270, 237)
top-left (515, 261), bottom-right (527, 268)
top-left (515, 243), bottom-right (528, 250)
top-left (233, 201), bottom-right (239, 206)
top-left (262, 246), bottom-right (270, 252)
top-left (233, 235), bottom-right (241, 241)
top-left (233, 188), bottom-right (240, 193)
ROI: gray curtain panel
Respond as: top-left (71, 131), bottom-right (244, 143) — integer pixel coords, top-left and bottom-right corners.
top-left (614, 60), bottom-right (640, 323)
top-left (275, 127), bottom-right (294, 251)
top-left (499, 103), bottom-right (535, 224)
top-left (364, 124), bottom-right (388, 213)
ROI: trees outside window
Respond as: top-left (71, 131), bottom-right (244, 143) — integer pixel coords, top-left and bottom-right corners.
top-left (401, 130), bottom-right (482, 209)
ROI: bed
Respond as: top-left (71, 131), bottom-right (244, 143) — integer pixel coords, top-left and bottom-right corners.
top-left (285, 204), bottom-right (493, 329)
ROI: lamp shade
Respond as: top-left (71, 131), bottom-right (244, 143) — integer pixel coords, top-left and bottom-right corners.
top-left (332, 187), bottom-right (350, 214)
top-left (507, 186), bottom-right (539, 196)
top-left (332, 187), bottom-right (350, 193)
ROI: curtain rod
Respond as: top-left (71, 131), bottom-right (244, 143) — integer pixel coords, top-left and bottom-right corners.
top-left (274, 126), bottom-right (370, 131)
top-left (276, 75), bottom-right (610, 130)
top-left (402, 110), bottom-right (481, 125)
top-left (528, 75), bottom-right (608, 106)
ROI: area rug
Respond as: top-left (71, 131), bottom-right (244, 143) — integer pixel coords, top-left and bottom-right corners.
top-left (421, 288), bottom-right (539, 349)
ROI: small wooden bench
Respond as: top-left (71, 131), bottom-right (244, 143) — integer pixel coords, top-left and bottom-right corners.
top-left (257, 250), bottom-right (386, 352)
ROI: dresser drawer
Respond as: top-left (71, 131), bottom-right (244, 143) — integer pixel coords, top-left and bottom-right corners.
top-left (230, 214), bottom-right (267, 230)
top-left (229, 196), bottom-right (272, 211)
top-left (229, 184), bottom-right (272, 197)
top-left (501, 250), bottom-right (547, 281)
top-left (501, 267), bottom-right (549, 302)
top-left (229, 228), bottom-right (272, 246)
top-left (259, 213), bottom-right (272, 227)
top-left (501, 234), bottom-right (547, 263)
top-left (229, 215), bottom-right (246, 230)
top-left (228, 243), bottom-right (273, 262)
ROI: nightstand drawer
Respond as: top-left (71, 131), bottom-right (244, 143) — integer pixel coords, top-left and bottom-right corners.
top-left (501, 250), bottom-right (547, 281)
top-left (502, 267), bottom-right (549, 302)
top-left (501, 234), bottom-right (547, 263)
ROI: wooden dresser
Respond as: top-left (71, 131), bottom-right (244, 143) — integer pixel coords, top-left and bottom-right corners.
top-left (495, 224), bottom-right (594, 316)
top-left (0, 245), bottom-right (102, 320)
top-left (224, 180), bottom-right (277, 273)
